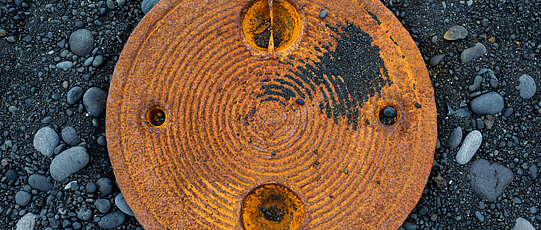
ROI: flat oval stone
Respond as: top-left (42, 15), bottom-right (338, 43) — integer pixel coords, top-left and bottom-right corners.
top-left (518, 74), bottom-right (536, 99)
top-left (50, 146), bottom-right (89, 181)
top-left (461, 43), bottom-right (486, 63)
top-left (444, 25), bottom-right (468, 40)
top-left (456, 130), bottom-right (482, 164)
top-left (470, 92), bottom-right (504, 115)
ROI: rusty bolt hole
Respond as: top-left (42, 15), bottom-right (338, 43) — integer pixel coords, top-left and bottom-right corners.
top-left (146, 106), bottom-right (167, 127)
top-left (242, 183), bottom-right (304, 230)
top-left (242, 0), bottom-right (302, 53)
top-left (378, 105), bottom-right (398, 125)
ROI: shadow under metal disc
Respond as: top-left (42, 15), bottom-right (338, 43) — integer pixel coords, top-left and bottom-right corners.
top-left (106, 0), bottom-right (437, 229)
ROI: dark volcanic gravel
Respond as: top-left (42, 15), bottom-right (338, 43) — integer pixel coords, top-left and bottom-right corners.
top-left (0, 0), bottom-right (540, 229)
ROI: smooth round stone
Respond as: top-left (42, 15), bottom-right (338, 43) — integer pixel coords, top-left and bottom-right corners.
top-left (444, 25), bottom-right (468, 40)
top-left (114, 193), bottom-right (134, 216)
top-left (50, 146), bottom-right (89, 181)
top-left (33, 126), bottom-right (59, 157)
top-left (518, 74), bottom-right (536, 99)
top-left (28, 174), bottom-right (53, 192)
top-left (461, 43), bottom-right (486, 63)
top-left (97, 178), bottom-right (113, 197)
top-left (319, 9), bottom-right (327, 19)
top-left (429, 54), bottom-right (445, 66)
top-left (92, 55), bottom-right (104, 67)
top-left (513, 217), bottom-right (535, 230)
top-left (69, 29), bottom-right (94, 56)
top-left (456, 130), bottom-right (482, 164)
top-left (61, 126), bottom-right (80, 146)
top-left (67, 86), bottom-right (84, 105)
top-left (98, 211), bottom-right (126, 229)
top-left (141, 0), bottom-right (160, 14)
top-left (83, 87), bottom-right (107, 117)
top-left (95, 198), bottom-right (111, 213)
top-left (448, 126), bottom-right (463, 149)
top-left (383, 106), bottom-right (397, 117)
top-left (15, 191), bottom-right (32, 206)
top-left (470, 92), bottom-right (504, 115)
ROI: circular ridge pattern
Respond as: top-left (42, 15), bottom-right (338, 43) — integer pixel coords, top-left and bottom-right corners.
top-left (106, 0), bottom-right (437, 229)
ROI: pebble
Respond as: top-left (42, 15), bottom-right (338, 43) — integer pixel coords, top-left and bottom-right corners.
top-left (7, 36), bottom-right (16, 42)
top-left (50, 146), bottom-right (89, 181)
top-left (98, 211), bottom-right (126, 229)
top-left (141, 0), bottom-right (160, 14)
top-left (470, 159), bottom-right (513, 202)
top-left (83, 87), bottom-right (107, 117)
top-left (106, 0), bottom-right (115, 9)
top-left (470, 92), bottom-right (504, 115)
top-left (383, 106), bottom-right (397, 117)
top-left (97, 178), bottom-right (114, 197)
top-left (61, 126), bottom-right (80, 146)
top-left (115, 193), bottom-right (134, 216)
top-left (474, 211), bottom-right (484, 222)
top-left (429, 54), bottom-right (445, 66)
top-left (83, 57), bottom-right (94, 67)
top-left (92, 55), bottom-right (104, 67)
top-left (67, 86), bottom-right (84, 105)
top-left (28, 174), bottom-right (53, 192)
top-left (8, 105), bottom-right (17, 113)
top-left (448, 126), bottom-right (463, 149)
top-left (33, 126), bottom-right (59, 157)
top-left (529, 165), bottom-right (538, 179)
top-left (95, 198), bottom-right (111, 213)
top-left (76, 207), bottom-right (92, 221)
top-left (56, 61), bottom-right (73, 69)
top-left (69, 29), bottom-right (94, 56)
top-left (512, 217), bottom-right (535, 230)
top-left (461, 43), bottom-right (486, 63)
top-left (86, 182), bottom-right (97, 193)
top-left (0, 29), bottom-right (6, 37)
top-left (15, 191), bottom-right (32, 206)
top-left (97, 135), bottom-right (107, 147)
top-left (319, 9), bottom-right (327, 19)
top-left (444, 25), bottom-right (468, 40)
top-left (468, 75), bottom-right (483, 92)
top-left (16, 213), bottom-right (38, 230)
top-left (456, 130), bottom-right (482, 164)
top-left (518, 74), bottom-right (536, 99)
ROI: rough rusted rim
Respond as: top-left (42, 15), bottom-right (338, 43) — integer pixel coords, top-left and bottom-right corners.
top-left (106, 0), bottom-right (437, 229)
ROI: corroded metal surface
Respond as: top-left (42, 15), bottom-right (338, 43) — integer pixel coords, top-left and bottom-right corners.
top-left (106, 0), bottom-right (437, 229)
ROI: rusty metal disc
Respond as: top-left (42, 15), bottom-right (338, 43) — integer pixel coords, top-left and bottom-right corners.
top-left (106, 0), bottom-right (437, 229)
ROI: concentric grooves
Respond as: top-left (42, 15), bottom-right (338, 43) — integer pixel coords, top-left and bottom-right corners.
top-left (106, 0), bottom-right (437, 229)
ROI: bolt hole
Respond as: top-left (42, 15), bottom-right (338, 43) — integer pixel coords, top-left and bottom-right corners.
top-left (146, 106), bottom-right (166, 127)
top-left (378, 105), bottom-right (398, 125)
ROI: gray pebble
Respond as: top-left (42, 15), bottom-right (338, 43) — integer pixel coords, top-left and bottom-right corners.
top-left (98, 211), bottom-right (125, 229)
top-left (97, 178), bottom-right (113, 197)
top-left (7, 36), bottom-right (16, 43)
top-left (456, 130), bottom-right (482, 164)
top-left (518, 74), bottom-right (536, 99)
top-left (97, 135), bottom-right (107, 147)
top-left (28, 174), bottom-right (53, 192)
top-left (513, 217), bottom-right (535, 230)
top-left (95, 198), bottom-right (111, 213)
top-left (83, 87), bottom-right (107, 117)
top-left (474, 211), bottom-right (484, 222)
top-left (33, 126), bottom-right (59, 157)
top-left (8, 105), bottom-right (17, 113)
top-left (76, 207), bottom-right (92, 221)
top-left (470, 92), bottom-right (504, 115)
top-left (531, 206), bottom-right (538, 214)
top-left (106, 0), bottom-right (115, 9)
top-left (56, 61), bottom-right (73, 69)
top-left (69, 29), bottom-right (94, 56)
top-left (141, 0), bottom-right (160, 14)
top-left (529, 165), bottom-right (538, 179)
top-left (15, 191), bottom-right (32, 206)
top-left (61, 126), bottom-right (80, 146)
top-left (16, 213), bottom-right (38, 230)
top-left (116, 0), bottom-right (126, 6)
top-left (0, 29), bottom-right (6, 37)
top-left (470, 159), bottom-right (513, 202)
top-left (504, 107), bottom-right (514, 117)
top-left (67, 86), bottom-right (84, 105)
top-left (115, 193), bottom-right (134, 216)
top-left (319, 9), bottom-right (327, 19)
top-left (429, 54), bottom-right (445, 66)
top-left (468, 75), bottom-right (483, 92)
top-left (448, 126), bottom-right (463, 149)
top-left (83, 57), bottom-right (94, 67)
top-left (444, 25), bottom-right (468, 40)
top-left (50, 146), bottom-right (89, 181)
top-left (92, 55), bottom-right (104, 67)
top-left (86, 182), bottom-right (97, 193)
top-left (461, 43), bottom-right (486, 63)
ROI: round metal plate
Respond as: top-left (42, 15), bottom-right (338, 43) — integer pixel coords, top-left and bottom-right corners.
top-left (106, 0), bottom-right (437, 229)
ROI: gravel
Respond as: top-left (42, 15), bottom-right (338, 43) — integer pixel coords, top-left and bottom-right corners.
top-left (456, 130), bottom-right (482, 164)
top-left (518, 74), bottom-right (536, 99)
top-left (83, 87), bottom-right (107, 117)
top-left (470, 159), bottom-right (513, 202)
top-left (470, 92), bottom-right (504, 115)
top-left (460, 43), bottom-right (486, 63)
top-left (50, 146), bottom-right (89, 181)
top-left (33, 126), bottom-right (59, 157)
top-left (69, 29), bottom-right (94, 56)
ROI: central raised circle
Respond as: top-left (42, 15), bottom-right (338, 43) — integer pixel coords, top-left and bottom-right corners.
top-left (242, 0), bottom-right (302, 53)
top-left (241, 184), bottom-right (304, 230)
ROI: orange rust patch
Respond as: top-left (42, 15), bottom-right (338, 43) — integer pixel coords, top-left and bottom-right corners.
top-left (241, 184), bottom-right (305, 230)
top-left (106, 0), bottom-right (437, 229)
